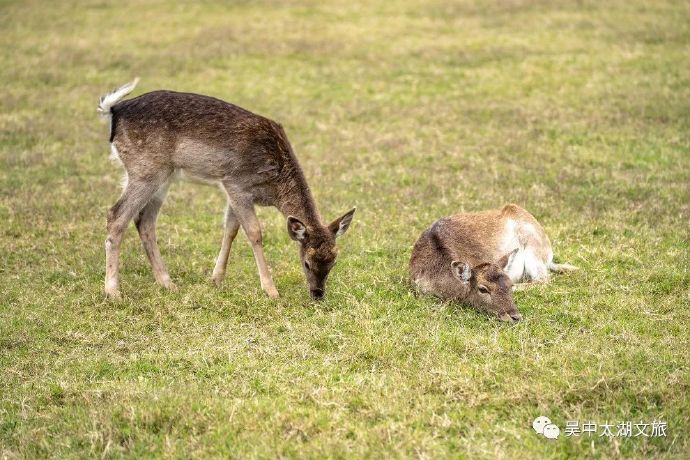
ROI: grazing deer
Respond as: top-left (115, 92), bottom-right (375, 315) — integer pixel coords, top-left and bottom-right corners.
top-left (409, 204), bottom-right (576, 322)
top-left (98, 79), bottom-right (355, 300)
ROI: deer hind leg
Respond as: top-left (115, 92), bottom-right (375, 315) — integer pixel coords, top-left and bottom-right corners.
top-left (212, 202), bottom-right (241, 286)
top-left (523, 247), bottom-right (549, 283)
top-left (134, 181), bottom-right (176, 290)
top-left (504, 247), bottom-right (526, 283)
top-left (512, 253), bottom-right (549, 291)
top-left (105, 176), bottom-right (168, 299)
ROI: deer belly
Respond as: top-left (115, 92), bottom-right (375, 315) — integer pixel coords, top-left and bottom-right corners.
top-left (174, 168), bottom-right (219, 185)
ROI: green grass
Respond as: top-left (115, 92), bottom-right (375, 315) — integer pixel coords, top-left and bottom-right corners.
top-left (1, 0), bottom-right (689, 458)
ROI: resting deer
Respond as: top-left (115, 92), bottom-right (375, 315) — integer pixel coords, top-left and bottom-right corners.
top-left (98, 79), bottom-right (355, 300)
top-left (409, 204), bottom-right (576, 322)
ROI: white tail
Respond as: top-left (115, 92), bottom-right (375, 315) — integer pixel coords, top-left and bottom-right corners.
top-left (98, 78), bottom-right (140, 118)
top-left (548, 262), bottom-right (578, 273)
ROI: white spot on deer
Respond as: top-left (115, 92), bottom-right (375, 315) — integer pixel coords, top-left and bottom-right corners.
top-left (524, 247), bottom-right (548, 281)
top-left (413, 276), bottom-right (434, 294)
top-left (109, 143), bottom-right (122, 164)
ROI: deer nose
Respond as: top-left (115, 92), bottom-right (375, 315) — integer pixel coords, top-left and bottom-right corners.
top-left (310, 288), bottom-right (324, 300)
top-left (510, 312), bottom-right (523, 322)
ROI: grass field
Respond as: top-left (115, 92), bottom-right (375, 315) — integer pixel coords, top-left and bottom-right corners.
top-left (1, 0), bottom-right (689, 458)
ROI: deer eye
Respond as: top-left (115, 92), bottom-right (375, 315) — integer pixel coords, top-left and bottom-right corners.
top-left (478, 286), bottom-right (490, 294)
top-left (304, 261), bottom-right (311, 270)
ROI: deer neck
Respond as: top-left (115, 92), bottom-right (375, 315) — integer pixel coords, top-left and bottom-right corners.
top-left (275, 169), bottom-right (323, 229)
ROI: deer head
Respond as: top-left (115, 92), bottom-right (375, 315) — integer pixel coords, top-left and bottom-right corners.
top-left (287, 208), bottom-right (355, 300)
top-left (450, 249), bottom-right (522, 323)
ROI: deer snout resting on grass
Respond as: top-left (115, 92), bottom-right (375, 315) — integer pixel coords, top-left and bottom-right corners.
top-left (98, 79), bottom-right (355, 300)
top-left (409, 204), bottom-right (576, 322)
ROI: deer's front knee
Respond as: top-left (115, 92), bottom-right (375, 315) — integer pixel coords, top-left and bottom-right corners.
top-left (106, 220), bottom-right (126, 238)
top-left (245, 227), bottom-right (263, 246)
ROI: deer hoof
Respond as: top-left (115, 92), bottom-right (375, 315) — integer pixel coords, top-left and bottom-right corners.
top-left (155, 274), bottom-right (177, 291)
top-left (160, 279), bottom-right (178, 291)
top-left (211, 273), bottom-right (224, 287)
top-left (105, 287), bottom-right (121, 300)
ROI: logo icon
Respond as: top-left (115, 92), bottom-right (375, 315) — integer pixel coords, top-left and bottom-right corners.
top-left (533, 416), bottom-right (560, 439)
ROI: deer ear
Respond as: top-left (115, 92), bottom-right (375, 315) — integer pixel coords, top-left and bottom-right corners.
top-left (328, 207), bottom-right (356, 238)
top-left (497, 248), bottom-right (519, 271)
top-left (451, 261), bottom-right (472, 282)
top-left (287, 216), bottom-right (307, 241)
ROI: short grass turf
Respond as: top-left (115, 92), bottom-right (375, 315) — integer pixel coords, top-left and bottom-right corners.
top-left (1, 0), bottom-right (689, 458)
